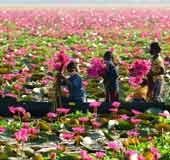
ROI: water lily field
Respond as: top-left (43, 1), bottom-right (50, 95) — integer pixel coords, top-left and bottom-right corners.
top-left (0, 7), bottom-right (170, 160)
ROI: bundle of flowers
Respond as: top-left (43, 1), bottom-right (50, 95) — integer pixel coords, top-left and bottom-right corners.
top-left (87, 58), bottom-right (106, 78)
top-left (129, 59), bottom-right (151, 87)
top-left (46, 50), bottom-right (70, 72)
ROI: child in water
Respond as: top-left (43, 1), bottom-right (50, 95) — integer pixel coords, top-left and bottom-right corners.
top-left (60, 61), bottom-right (86, 104)
top-left (103, 51), bottom-right (119, 103)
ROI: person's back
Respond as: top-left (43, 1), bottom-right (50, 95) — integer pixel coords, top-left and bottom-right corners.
top-left (67, 73), bottom-right (85, 103)
top-left (103, 60), bottom-right (118, 90)
top-left (103, 51), bottom-right (119, 102)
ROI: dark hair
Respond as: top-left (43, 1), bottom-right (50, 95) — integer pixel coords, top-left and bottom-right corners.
top-left (47, 72), bottom-right (53, 76)
top-left (103, 51), bottom-right (113, 61)
top-left (141, 79), bottom-right (148, 86)
top-left (150, 42), bottom-right (161, 54)
top-left (67, 61), bottom-right (77, 72)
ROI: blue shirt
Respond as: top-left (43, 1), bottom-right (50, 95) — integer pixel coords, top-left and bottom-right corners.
top-left (67, 73), bottom-right (85, 103)
top-left (103, 60), bottom-right (119, 91)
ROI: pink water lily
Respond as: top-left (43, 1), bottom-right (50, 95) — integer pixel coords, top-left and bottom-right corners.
top-left (130, 118), bottom-right (142, 125)
top-left (96, 151), bottom-right (105, 159)
top-left (14, 127), bottom-right (39, 143)
top-left (47, 112), bottom-right (57, 120)
top-left (91, 120), bottom-right (102, 129)
top-left (5, 93), bottom-right (17, 99)
top-left (79, 117), bottom-right (89, 123)
top-left (108, 140), bottom-right (123, 151)
top-left (56, 107), bottom-right (70, 115)
top-left (127, 130), bottom-right (140, 137)
top-left (130, 60), bottom-right (151, 76)
top-left (0, 127), bottom-right (6, 134)
top-left (80, 150), bottom-right (93, 160)
top-left (87, 58), bottom-right (105, 78)
top-left (89, 101), bottom-right (102, 118)
top-left (129, 59), bottom-right (151, 87)
top-left (23, 122), bottom-right (30, 128)
top-left (72, 126), bottom-right (85, 134)
top-left (112, 101), bottom-right (121, 108)
top-left (47, 50), bottom-right (70, 72)
top-left (61, 132), bottom-right (75, 140)
top-left (3, 73), bottom-right (16, 81)
top-left (120, 114), bottom-right (129, 120)
top-left (131, 109), bottom-right (142, 115)
top-left (28, 128), bottom-right (39, 135)
top-left (129, 76), bottom-right (143, 88)
top-left (150, 147), bottom-right (161, 159)
top-left (89, 101), bottom-right (102, 109)
top-left (15, 128), bottom-right (29, 142)
top-left (9, 106), bottom-right (26, 116)
top-left (13, 84), bottom-right (23, 90)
